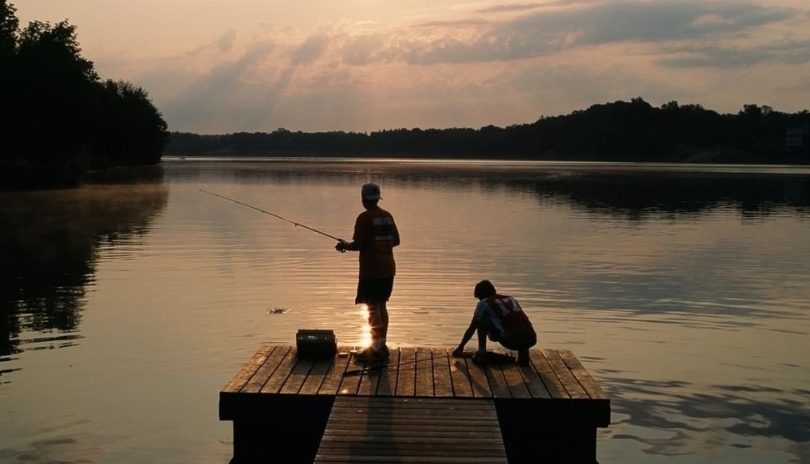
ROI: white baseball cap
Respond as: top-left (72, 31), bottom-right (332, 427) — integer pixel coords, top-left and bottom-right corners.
top-left (361, 182), bottom-right (382, 200)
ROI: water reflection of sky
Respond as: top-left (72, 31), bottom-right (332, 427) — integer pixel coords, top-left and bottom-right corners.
top-left (1, 159), bottom-right (809, 464)
top-left (605, 378), bottom-right (810, 460)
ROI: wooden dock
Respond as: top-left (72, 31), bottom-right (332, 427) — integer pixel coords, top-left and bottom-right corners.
top-left (316, 397), bottom-right (508, 463)
top-left (220, 345), bottom-right (610, 464)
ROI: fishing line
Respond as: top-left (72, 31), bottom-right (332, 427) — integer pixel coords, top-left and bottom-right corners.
top-left (199, 189), bottom-right (344, 242)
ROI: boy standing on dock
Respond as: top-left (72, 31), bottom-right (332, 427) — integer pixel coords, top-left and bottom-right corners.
top-left (453, 280), bottom-right (537, 366)
top-left (336, 183), bottom-right (400, 361)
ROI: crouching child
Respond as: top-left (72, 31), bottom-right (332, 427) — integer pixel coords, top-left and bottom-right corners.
top-left (452, 280), bottom-right (537, 366)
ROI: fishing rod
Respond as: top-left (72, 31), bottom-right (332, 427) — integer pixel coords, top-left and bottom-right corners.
top-left (200, 189), bottom-right (344, 242)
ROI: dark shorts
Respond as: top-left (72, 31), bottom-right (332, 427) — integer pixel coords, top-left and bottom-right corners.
top-left (488, 328), bottom-right (537, 351)
top-left (498, 334), bottom-right (537, 351)
top-left (355, 276), bottom-right (394, 305)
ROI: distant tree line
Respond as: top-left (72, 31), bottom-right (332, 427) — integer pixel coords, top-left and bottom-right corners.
top-left (167, 98), bottom-right (810, 164)
top-left (0, 0), bottom-right (168, 188)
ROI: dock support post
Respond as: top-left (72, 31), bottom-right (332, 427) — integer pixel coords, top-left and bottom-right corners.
top-left (499, 425), bottom-right (597, 464)
top-left (227, 396), bottom-right (334, 464)
top-left (496, 398), bottom-right (607, 464)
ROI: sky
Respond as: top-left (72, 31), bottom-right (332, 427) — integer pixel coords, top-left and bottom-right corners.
top-left (15, 0), bottom-right (810, 134)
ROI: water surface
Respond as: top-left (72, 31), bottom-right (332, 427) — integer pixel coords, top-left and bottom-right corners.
top-left (1, 159), bottom-right (809, 463)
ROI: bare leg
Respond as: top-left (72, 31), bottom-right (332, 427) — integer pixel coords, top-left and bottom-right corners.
top-left (476, 317), bottom-right (490, 354)
top-left (367, 302), bottom-right (384, 350)
top-left (517, 349), bottom-right (530, 366)
top-left (379, 301), bottom-right (389, 347)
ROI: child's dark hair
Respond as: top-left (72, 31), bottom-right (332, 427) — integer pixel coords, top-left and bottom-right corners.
top-left (474, 280), bottom-right (497, 299)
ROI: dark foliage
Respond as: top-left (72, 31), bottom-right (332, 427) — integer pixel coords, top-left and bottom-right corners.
top-left (0, 1), bottom-right (168, 189)
top-left (167, 97), bottom-right (810, 164)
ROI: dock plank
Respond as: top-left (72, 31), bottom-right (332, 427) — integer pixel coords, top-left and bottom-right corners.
top-left (325, 410), bottom-right (495, 422)
top-left (324, 418), bottom-right (502, 429)
top-left (338, 350), bottom-right (364, 396)
top-left (357, 358), bottom-right (383, 396)
top-left (501, 354), bottom-right (531, 399)
top-left (375, 347), bottom-right (400, 397)
top-left (542, 349), bottom-right (590, 399)
top-left (432, 348), bottom-right (454, 398)
top-left (449, 355), bottom-right (474, 398)
top-left (329, 397), bottom-right (497, 413)
top-left (323, 430), bottom-right (500, 441)
top-left (515, 362), bottom-right (551, 399)
top-left (299, 354), bottom-right (335, 395)
top-left (466, 356), bottom-right (493, 398)
top-left (315, 397), bottom-right (507, 464)
top-left (395, 347), bottom-right (416, 397)
top-left (318, 351), bottom-right (352, 395)
top-left (279, 356), bottom-right (316, 394)
top-left (557, 349), bottom-right (609, 400)
top-left (260, 347), bottom-right (300, 394)
top-left (325, 412), bottom-right (499, 422)
top-left (241, 345), bottom-right (291, 393)
top-left (483, 362), bottom-right (511, 398)
top-left (330, 397), bottom-right (496, 409)
top-left (315, 456), bottom-right (507, 463)
top-left (319, 435), bottom-right (504, 445)
top-left (529, 350), bottom-right (569, 399)
top-left (414, 347), bottom-right (435, 397)
top-left (316, 446), bottom-right (506, 458)
top-left (221, 345), bottom-right (276, 393)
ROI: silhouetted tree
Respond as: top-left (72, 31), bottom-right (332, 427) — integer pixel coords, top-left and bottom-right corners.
top-left (0, 1), bottom-right (168, 189)
top-left (0, 1), bottom-right (18, 144)
top-left (90, 80), bottom-right (169, 168)
top-left (164, 96), bottom-right (810, 164)
top-left (0, 0), bottom-right (17, 58)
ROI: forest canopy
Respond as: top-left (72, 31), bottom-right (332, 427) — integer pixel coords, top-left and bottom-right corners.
top-left (167, 98), bottom-right (810, 164)
top-left (0, 0), bottom-right (168, 189)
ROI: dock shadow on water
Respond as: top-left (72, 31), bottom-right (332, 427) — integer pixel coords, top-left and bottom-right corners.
top-left (0, 167), bottom-right (167, 369)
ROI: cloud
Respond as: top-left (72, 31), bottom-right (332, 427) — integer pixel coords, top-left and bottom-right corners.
top-left (778, 76), bottom-right (810, 93)
top-left (660, 39), bottom-right (810, 68)
top-left (411, 18), bottom-right (490, 29)
top-left (94, 0), bottom-right (810, 134)
top-left (341, 33), bottom-right (386, 65)
top-left (291, 30), bottom-right (332, 64)
top-left (160, 40), bottom-right (285, 131)
top-left (149, 1), bottom-right (803, 72)
top-left (477, 3), bottom-right (545, 14)
top-left (545, 1), bottom-right (796, 45)
top-left (340, 0), bottom-right (801, 66)
top-left (217, 29), bottom-right (238, 52)
top-left (476, 0), bottom-right (599, 14)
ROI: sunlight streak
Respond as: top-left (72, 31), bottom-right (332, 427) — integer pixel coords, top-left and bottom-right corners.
top-left (359, 304), bottom-right (372, 348)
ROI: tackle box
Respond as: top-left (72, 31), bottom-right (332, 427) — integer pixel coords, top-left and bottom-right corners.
top-left (296, 329), bottom-right (337, 358)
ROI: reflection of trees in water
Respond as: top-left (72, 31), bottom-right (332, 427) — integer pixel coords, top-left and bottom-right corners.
top-left (507, 172), bottom-right (810, 220)
top-left (604, 377), bottom-right (810, 459)
top-left (169, 161), bottom-right (810, 219)
top-left (0, 167), bottom-right (167, 358)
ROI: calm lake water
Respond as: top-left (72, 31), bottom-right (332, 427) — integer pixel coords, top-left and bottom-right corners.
top-left (2, 158), bottom-right (810, 464)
